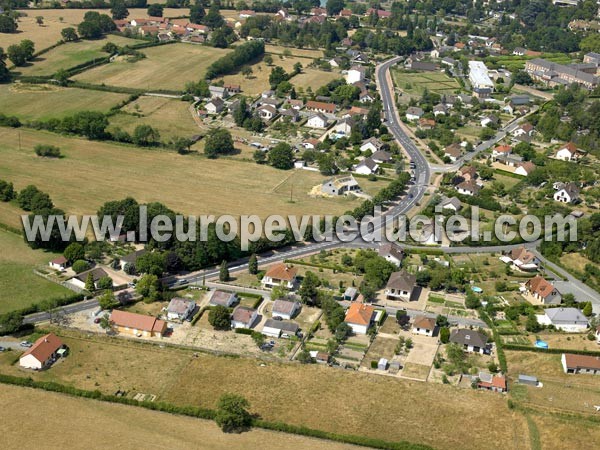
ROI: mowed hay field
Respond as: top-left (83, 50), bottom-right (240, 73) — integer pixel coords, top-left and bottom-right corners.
top-left (0, 384), bottom-right (363, 450)
top-left (15, 35), bottom-right (145, 77)
top-left (0, 332), bottom-right (530, 450)
top-left (73, 43), bottom-right (230, 91)
top-left (108, 96), bottom-right (201, 140)
top-left (0, 127), bottom-right (365, 218)
top-left (0, 230), bottom-right (73, 314)
top-left (0, 84), bottom-right (129, 121)
top-left (528, 412), bottom-right (600, 450)
top-left (291, 68), bottom-right (341, 92)
top-left (392, 70), bottom-right (461, 96)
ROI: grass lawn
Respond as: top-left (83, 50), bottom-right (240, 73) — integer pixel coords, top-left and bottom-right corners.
top-left (0, 127), bottom-right (371, 219)
top-left (0, 384), bottom-right (361, 450)
top-left (14, 35), bottom-right (144, 77)
top-left (290, 68), bottom-right (341, 92)
top-left (0, 84), bottom-right (129, 121)
top-left (0, 201), bottom-right (24, 229)
top-left (392, 70), bottom-right (461, 96)
top-left (73, 43), bottom-right (230, 91)
top-left (108, 96), bottom-right (201, 140)
top-left (529, 412), bottom-right (600, 450)
top-left (0, 329), bottom-right (530, 450)
top-left (0, 230), bottom-right (73, 314)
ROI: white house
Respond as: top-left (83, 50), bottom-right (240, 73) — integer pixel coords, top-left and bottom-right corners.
top-left (378, 243), bottom-right (405, 267)
top-left (524, 275), bottom-right (562, 304)
top-left (70, 267), bottom-right (111, 290)
top-left (537, 308), bottom-right (589, 332)
top-left (346, 65), bottom-right (366, 84)
top-left (262, 319), bottom-right (299, 338)
top-left (205, 97), bottom-right (224, 114)
top-left (344, 302), bottom-right (375, 335)
top-left (412, 316), bottom-right (436, 337)
top-left (306, 113), bottom-right (328, 128)
top-left (562, 353), bottom-right (600, 375)
top-left (209, 85), bottom-right (229, 99)
top-left (385, 270), bottom-right (417, 301)
top-left (354, 157), bottom-right (379, 175)
top-left (19, 333), bottom-right (66, 370)
top-left (555, 142), bottom-right (585, 162)
top-left (360, 137), bottom-right (385, 153)
top-left (231, 306), bottom-right (258, 329)
top-left (508, 247), bottom-right (540, 271)
top-left (456, 180), bottom-right (481, 196)
top-left (261, 263), bottom-right (298, 289)
top-left (405, 106), bottom-right (424, 121)
top-left (512, 123), bottom-right (534, 138)
top-left (166, 298), bottom-right (196, 321)
top-left (258, 105), bottom-right (277, 121)
top-left (49, 256), bottom-right (68, 271)
top-left (439, 197), bottom-right (462, 212)
top-left (209, 290), bottom-right (238, 308)
top-left (514, 161), bottom-right (536, 176)
top-left (449, 329), bottom-right (490, 354)
top-left (334, 117), bottom-right (354, 135)
top-left (554, 182), bottom-right (580, 204)
top-left (271, 300), bottom-right (300, 320)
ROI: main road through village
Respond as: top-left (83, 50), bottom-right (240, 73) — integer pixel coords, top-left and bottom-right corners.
top-left (25, 58), bottom-right (600, 325)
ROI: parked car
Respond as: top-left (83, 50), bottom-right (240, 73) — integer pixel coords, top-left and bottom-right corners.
top-left (20, 341), bottom-right (32, 348)
top-left (0, 346), bottom-right (5, 352)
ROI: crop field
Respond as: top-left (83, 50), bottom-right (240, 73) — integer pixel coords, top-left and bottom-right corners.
top-left (108, 96), bottom-right (201, 140)
top-left (0, 384), bottom-right (361, 450)
top-left (14, 35), bottom-right (144, 77)
top-left (265, 44), bottom-right (324, 59)
top-left (0, 127), bottom-right (369, 219)
top-left (73, 43), bottom-right (230, 91)
top-left (393, 70), bottom-right (461, 96)
top-left (0, 330), bottom-right (529, 450)
top-left (0, 230), bottom-right (73, 314)
top-left (0, 84), bottom-right (129, 121)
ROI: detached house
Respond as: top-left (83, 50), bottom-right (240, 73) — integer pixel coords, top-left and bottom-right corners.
top-left (515, 161), bottom-right (536, 177)
top-left (231, 306), bottom-right (258, 329)
top-left (110, 310), bottom-right (167, 338)
top-left (209, 290), bottom-right (238, 308)
top-left (412, 316), bottom-right (436, 337)
top-left (360, 137), bottom-right (386, 153)
top-left (378, 243), bottom-right (405, 267)
top-left (406, 106), bottom-right (424, 121)
top-left (554, 182), bottom-right (580, 204)
top-left (537, 308), bottom-right (588, 332)
top-left (524, 275), bottom-right (562, 305)
top-left (271, 300), bottom-right (300, 320)
top-left (261, 263), bottom-right (298, 289)
top-left (306, 100), bottom-right (336, 114)
top-left (555, 142), bottom-right (585, 162)
top-left (166, 297), bottom-right (196, 321)
top-left (354, 157), bottom-right (379, 175)
top-left (477, 372), bottom-right (508, 393)
top-left (385, 270), bottom-right (417, 301)
top-left (346, 65), bottom-right (366, 84)
top-left (71, 267), bottom-right (111, 290)
top-left (456, 180), bottom-right (481, 196)
top-left (19, 333), bottom-right (66, 370)
top-left (262, 319), bottom-right (299, 338)
top-left (205, 97), bottom-right (224, 114)
top-left (562, 353), bottom-right (600, 375)
top-left (449, 329), bottom-right (490, 354)
top-left (444, 143), bottom-right (462, 162)
top-left (258, 104), bottom-right (277, 121)
top-left (306, 113), bottom-right (328, 128)
top-left (321, 175), bottom-right (361, 196)
top-left (344, 302), bottom-right (375, 335)
top-left (49, 256), bottom-right (68, 271)
top-left (508, 246), bottom-right (540, 271)
top-left (371, 150), bottom-right (393, 164)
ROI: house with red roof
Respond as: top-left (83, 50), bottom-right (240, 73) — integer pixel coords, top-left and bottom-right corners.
top-left (344, 302), bottom-right (375, 334)
top-left (109, 310), bottom-right (167, 338)
top-left (19, 333), bottom-right (67, 370)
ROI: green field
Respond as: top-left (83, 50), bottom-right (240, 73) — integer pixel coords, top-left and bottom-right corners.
top-left (73, 43), bottom-right (230, 91)
top-left (393, 70), bottom-right (461, 96)
top-left (0, 127), bottom-right (368, 219)
top-left (15, 35), bottom-right (145, 77)
top-left (0, 229), bottom-right (73, 314)
top-left (0, 84), bottom-right (129, 121)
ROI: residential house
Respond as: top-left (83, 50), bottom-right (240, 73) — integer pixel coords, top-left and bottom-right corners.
top-left (366, 8), bottom-right (392, 19)
top-left (345, 106), bottom-right (369, 118)
top-left (307, 113), bottom-right (328, 128)
top-left (477, 372), bottom-right (508, 392)
top-left (258, 104), bottom-right (277, 121)
top-left (555, 142), bottom-right (585, 162)
top-left (456, 180), bottom-right (481, 196)
top-left (271, 300), bottom-right (300, 320)
top-left (261, 263), bottom-right (298, 289)
top-left (561, 353), bottom-right (600, 375)
top-left (495, 153), bottom-right (524, 168)
top-left (444, 143), bottom-right (462, 162)
top-left (119, 249), bottom-right (147, 270)
top-left (334, 117), bottom-right (354, 134)
top-left (439, 197), bottom-right (462, 212)
top-left (205, 97), bottom-right (224, 114)
top-left (306, 100), bottom-right (336, 114)
top-left (359, 90), bottom-right (374, 103)
top-left (406, 61), bottom-right (439, 72)
top-left (525, 275), bottom-right (562, 305)
top-left (262, 319), bottom-right (299, 338)
top-left (346, 65), bottom-right (366, 84)
top-left (418, 118), bottom-right (436, 130)
top-left (554, 182), bottom-right (580, 204)
top-left (354, 157), bottom-right (379, 175)
top-left (321, 175), bottom-right (361, 196)
top-left (328, 57), bottom-right (343, 68)
top-left (449, 329), bottom-right (490, 354)
top-left (492, 145), bottom-right (512, 158)
top-left (537, 308), bottom-right (588, 332)
top-left (166, 297), bottom-right (196, 321)
top-left (280, 108), bottom-right (300, 122)
top-left (19, 333), bottom-right (66, 370)
top-left (515, 161), bottom-right (536, 176)
top-left (231, 306), bottom-right (258, 329)
top-left (288, 99), bottom-right (304, 110)
top-left (441, 57), bottom-right (457, 67)
top-left (385, 270), bottom-right (417, 301)
top-left (301, 138), bottom-right (319, 150)
top-left (405, 107), bottom-right (424, 121)
top-left (344, 302), bottom-right (375, 335)
top-left (239, 10), bottom-right (256, 18)
top-left (209, 85), bottom-right (229, 99)
top-left (480, 114), bottom-right (499, 127)
top-left (378, 243), bottom-right (405, 267)
top-left (412, 316), bottom-right (436, 337)
top-left (433, 104), bottom-right (448, 116)
top-left (109, 310), bottom-right (167, 338)
top-left (512, 123), bottom-right (535, 138)
top-left (71, 267), bottom-right (110, 290)
top-left (508, 246), bottom-right (540, 271)
top-left (49, 256), bottom-right (68, 271)
top-left (223, 84), bottom-right (241, 94)
top-left (209, 290), bottom-right (238, 308)
top-left (371, 150), bottom-right (393, 164)
top-left (458, 165), bottom-right (477, 182)
top-left (513, 47), bottom-right (527, 56)
top-left (360, 137), bottom-right (386, 153)
top-left (343, 287), bottom-right (358, 301)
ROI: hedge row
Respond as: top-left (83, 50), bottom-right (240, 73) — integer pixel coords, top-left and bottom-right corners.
top-left (503, 344), bottom-right (600, 357)
top-left (0, 373), bottom-right (431, 450)
top-left (0, 221), bottom-right (22, 235)
top-left (479, 310), bottom-right (507, 373)
top-left (284, 259), bottom-right (347, 272)
top-left (234, 328), bottom-right (253, 335)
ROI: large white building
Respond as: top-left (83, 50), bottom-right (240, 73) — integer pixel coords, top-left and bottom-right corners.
top-left (468, 61), bottom-right (494, 98)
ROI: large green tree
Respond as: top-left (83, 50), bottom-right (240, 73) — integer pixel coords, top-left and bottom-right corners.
top-left (204, 128), bottom-right (234, 158)
top-left (208, 305), bottom-right (231, 330)
top-left (267, 142), bottom-right (294, 170)
top-left (215, 394), bottom-right (252, 432)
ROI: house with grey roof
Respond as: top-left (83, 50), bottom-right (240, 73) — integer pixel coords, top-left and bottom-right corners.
top-left (537, 308), bottom-right (589, 332)
top-left (262, 319), bottom-right (299, 338)
top-left (449, 329), bottom-right (490, 354)
top-left (271, 300), bottom-right (300, 320)
top-left (385, 270), bottom-right (417, 301)
top-left (378, 243), bottom-right (405, 267)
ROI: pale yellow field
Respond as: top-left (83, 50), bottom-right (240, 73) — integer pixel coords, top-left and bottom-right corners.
top-left (73, 43), bottom-right (230, 91)
top-left (0, 384), bottom-right (363, 450)
top-left (0, 127), bottom-right (366, 219)
top-left (291, 68), bottom-right (342, 91)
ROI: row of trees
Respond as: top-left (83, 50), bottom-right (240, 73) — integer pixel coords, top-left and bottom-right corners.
top-left (205, 40), bottom-right (265, 79)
